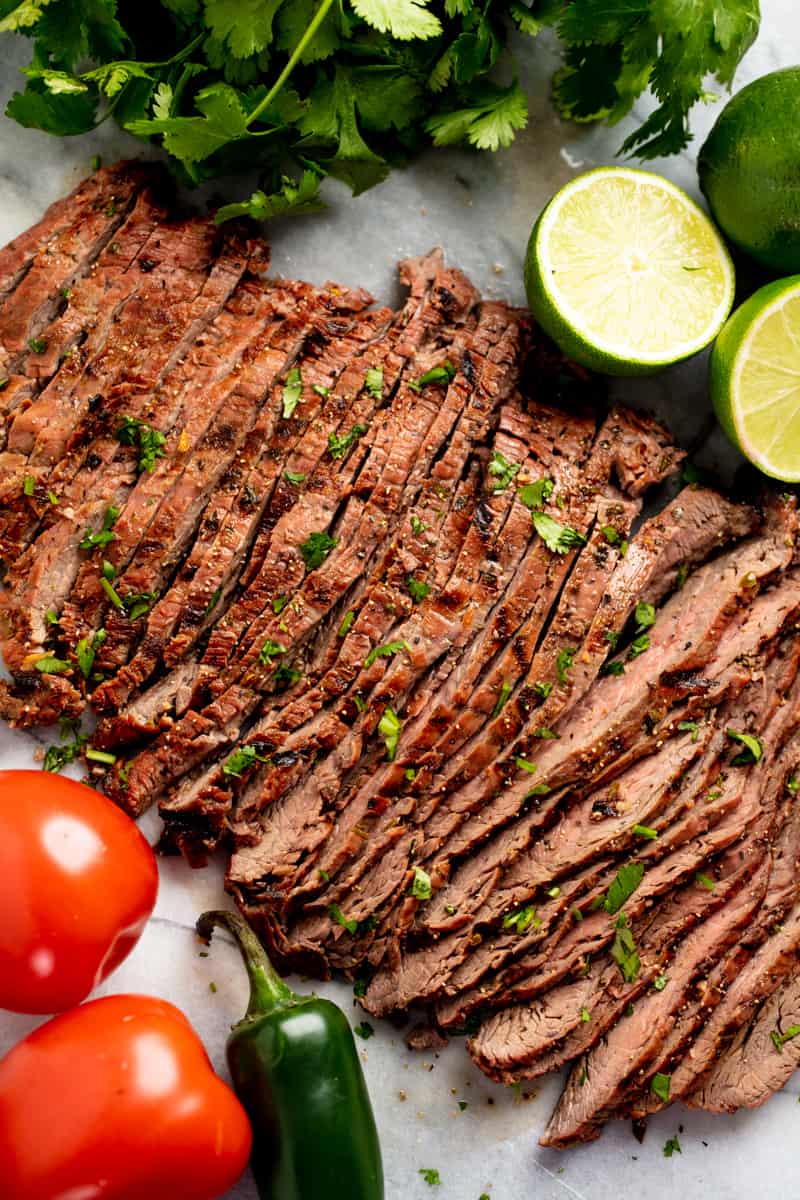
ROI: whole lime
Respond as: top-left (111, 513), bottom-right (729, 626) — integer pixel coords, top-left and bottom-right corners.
top-left (698, 67), bottom-right (800, 273)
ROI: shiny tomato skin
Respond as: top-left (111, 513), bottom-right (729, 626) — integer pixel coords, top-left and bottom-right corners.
top-left (0, 770), bottom-right (158, 1013)
top-left (0, 994), bottom-right (253, 1200)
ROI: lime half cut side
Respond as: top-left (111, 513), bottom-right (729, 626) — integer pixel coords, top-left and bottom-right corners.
top-left (711, 276), bottom-right (800, 483)
top-left (525, 167), bottom-right (736, 376)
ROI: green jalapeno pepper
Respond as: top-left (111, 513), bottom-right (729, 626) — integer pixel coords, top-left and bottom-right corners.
top-left (196, 909), bottom-right (384, 1200)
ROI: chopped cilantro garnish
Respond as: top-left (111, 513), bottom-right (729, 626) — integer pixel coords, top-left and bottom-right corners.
top-left (23, 474), bottom-right (35, 497)
top-left (600, 525), bottom-right (621, 545)
top-left (627, 633), bottom-right (650, 660)
top-left (43, 718), bottom-right (89, 773)
top-left (328, 422), bottom-right (367, 459)
top-left (788, 776), bottom-right (800, 795)
top-left (651, 1072), bottom-right (671, 1104)
top-left (663, 1135), bottom-right (682, 1157)
top-left (204, 585), bottom-right (222, 618)
top-left (338, 609), bottom-right (355, 637)
top-left (633, 824), bottom-right (658, 841)
top-left (406, 575), bottom-right (431, 603)
top-left (531, 727), bottom-right (558, 739)
top-left (531, 511), bottom-right (587, 555)
top-left (299, 530), bottom-right (337, 572)
top-left (418, 1168), bottom-right (441, 1186)
top-left (222, 745), bottom-right (269, 778)
top-left (35, 656), bottom-right (71, 674)
top-left (353, 1021), bottom-right (374, 1040)
top-left (678, 720), bottom-right (700, 742)
top-left (365, 366), bottom-right (383, 399)
top-left (122, 591), bottom-right (156, 621)
top-left (79, 505), bottom-right (119, 551)
top-left (502, 905), bottom-right (539, 934)
top-left (676, 562), bottom-right (689, 590)
top-left (405, 767), bottom-right (417, 781)
top-left (695, 872), bottom-right (716, 891)
top-left (75, 628), bottom-right (107, 679)
top-left (273, 664), bottom-right (302, 690)
top-left (604, 863), bottom-right (644, 914)
top-left (115, 416), bottom-right (166, 473)
top-left (488, 449), bottom-right (521, 493)
top-left (100, 576), bottom-right (123, 610)
top-left (85, 746), bottom-right (116, 765)
top-left (519, 478), bottom-right (554, 510)
top-left (611, 912), bottom-right (640, 983)
top-left (284, 470), bottom-right (306, 485)
top-left (580, 1007), bottom-right (591, 1023)
top-left (353, 978), bottom-right (367, 998)
top-left (328, 903), bottom-right (358, 935)
top-left (634, 601), bottom-right (656, 630)
top-left (410, 361), bottom-right (456, 392)
top-left (770, 1024), bottom-right (800, 1052)
top-left (726, 729), bottom-right (764, 766)
top-left (525, 783), bottom-right (551, 797)
top-left (491, 679), bottom-right (512, 719)
top-left (410, 866), bottom-right (432, 900)
top-left (258, 639), bottom-right (286, 666)
top-left (272, 594), bottom-right (290, 615)
top-left (313, 384), bottom-right (330, 398)
top-left (28, 336), bottom-right (47, 354)
top-left (45, 608), bottom-right (59, 625)
top-left (281, 367), bottom-right (302, 418)
top-left (604, 629), bottom-right (620, 648)
top-left (364, 640), bottom-right (409, 669)
top-left (653, 974), bottom-right (669, 992)
top-left (556, 646), bottom-right (576, 685)
top-left (600, 660), bottom-right (625, 676)
top-left (410, 514), bottom-right (426, 535)
top-left (378, 707), bottom-right (401, 761)
top-left (515, 756), bottom-right (537, 774)
top-left (533, 680), bottom-right (553, 700)
top-left (546, 885), bottom-right (561, 898)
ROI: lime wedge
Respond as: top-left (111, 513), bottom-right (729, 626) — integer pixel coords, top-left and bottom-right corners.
top-left (525, 167), bottom-right (735, 376)
top-left (710, 276), bottom-right (800, 483)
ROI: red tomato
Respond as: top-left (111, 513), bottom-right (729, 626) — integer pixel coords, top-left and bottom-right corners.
top-left (0, 994), bottom-right (253, 1200)
top-left (0, 770), bottom-right (158, 1013)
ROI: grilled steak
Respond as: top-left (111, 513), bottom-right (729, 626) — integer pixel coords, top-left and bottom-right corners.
top-left (1, 162), bottom-right (799, 1151)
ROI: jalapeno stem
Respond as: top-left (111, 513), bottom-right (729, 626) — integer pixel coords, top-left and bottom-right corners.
top-left (197, 909), bottom-right (296, 1018)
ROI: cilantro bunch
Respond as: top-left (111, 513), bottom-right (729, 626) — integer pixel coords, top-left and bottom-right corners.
top-left (1, 0), bottom-right (760, 220)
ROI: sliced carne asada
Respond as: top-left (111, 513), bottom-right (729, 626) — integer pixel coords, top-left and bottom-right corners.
top-left (5, 175), bottom-right (800, 1148)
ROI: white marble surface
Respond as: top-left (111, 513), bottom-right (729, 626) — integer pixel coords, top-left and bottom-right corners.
top-left (0, 5), bottom-right (799, 1198)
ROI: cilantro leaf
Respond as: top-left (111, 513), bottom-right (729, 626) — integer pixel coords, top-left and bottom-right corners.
top-left (488, 449), bottom-right (521, 493)
top-left (410, 866), bottom-right (432, 899)
top-left (328, 422), bottom-right (367, 459)
top-left (426, 80), bottom-right (528, 151)
top-left (364, 640), bottom-right (409, 669)
top-left (299, 530), bottom-right (337, 571)
top-left (282, 367), bottom-right (303, 418)
top-left (604, 862), bottom-right (644, 914)
top-left (726, 729), bottom-right (764, 766)
top-left (215, 172), bottom-right (324, 224)
top-left (532, 511), bottom-right (587, 554)
top-left (222, 745), bottom-right (269, 777)
top-left (610, 911), bottom-right (640, 982)
top-left (406, 576), bottom-right (431, 604)
top-left (351, 0), bottom-right (442, 41)
top-left (378, 706), bottom-right (401, 760)
top-left (519, 478), bottom-right (554, 509)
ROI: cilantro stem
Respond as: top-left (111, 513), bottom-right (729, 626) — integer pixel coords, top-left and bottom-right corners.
top-left (245, 0), bottom-right (337, 129)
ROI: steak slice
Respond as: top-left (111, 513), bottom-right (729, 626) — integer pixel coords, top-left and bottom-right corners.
top-left (689, 963), bottom-right (800, 1112)
top-left (0, 162), bottom-right (163, 371)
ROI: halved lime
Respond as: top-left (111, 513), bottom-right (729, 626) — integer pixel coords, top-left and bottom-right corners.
top-left (710, 276), bottom-right (800, 483)
top-left (525, 167), bottom-right (736, 376)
